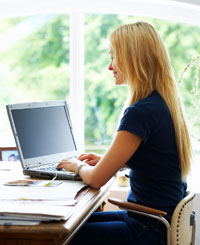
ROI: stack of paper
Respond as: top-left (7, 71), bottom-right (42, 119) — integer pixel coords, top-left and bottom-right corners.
top-left (0, 200), bottom-right (75, 225)
top-left (0, 179), bottom-right (87, 225)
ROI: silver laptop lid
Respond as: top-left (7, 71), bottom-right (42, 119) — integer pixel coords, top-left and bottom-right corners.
top-left (6, 101), bottom-right (78, 169)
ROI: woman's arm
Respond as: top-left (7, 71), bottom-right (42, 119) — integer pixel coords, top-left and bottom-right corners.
top-left (57, 130), bottom-right (142, 189)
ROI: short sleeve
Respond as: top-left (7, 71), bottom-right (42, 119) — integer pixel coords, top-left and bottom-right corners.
top-left (117, 104), bottom-right (153, 144)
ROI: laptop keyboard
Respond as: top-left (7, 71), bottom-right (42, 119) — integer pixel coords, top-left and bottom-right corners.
top-left (36, 164), bottom-right (69, 173)
top-left (39, 166), bottom-right (64, 172)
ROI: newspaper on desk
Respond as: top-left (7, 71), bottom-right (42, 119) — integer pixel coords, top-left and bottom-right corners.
top-left (0, 179), bottom-right (87, 225)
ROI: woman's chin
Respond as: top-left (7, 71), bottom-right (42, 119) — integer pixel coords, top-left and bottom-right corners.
top-left (115, 80), bottom-right (126, 86)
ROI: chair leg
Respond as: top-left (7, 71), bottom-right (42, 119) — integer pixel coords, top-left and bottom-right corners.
top-left (191, 211), bottom-right (196, 245)
top-left (158, 216), bottom-right (171, 245)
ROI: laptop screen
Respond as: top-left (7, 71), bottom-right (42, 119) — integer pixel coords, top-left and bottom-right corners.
top-left (11, 106), bottom-right (76, 159)
top-left (7, 101), bottom-right (78, 167)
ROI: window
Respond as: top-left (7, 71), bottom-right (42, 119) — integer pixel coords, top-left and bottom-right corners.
top-left (0, 14), bottom-right (70, 146)
top-left (84, 14), bottom-right (200, 151)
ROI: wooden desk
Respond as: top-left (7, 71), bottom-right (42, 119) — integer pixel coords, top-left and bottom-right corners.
top-left (0, 162), bottom-right (113, 245)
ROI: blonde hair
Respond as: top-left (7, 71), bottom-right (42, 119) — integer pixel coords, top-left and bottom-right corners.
top-left (109, 22), bottom-right (192, 178)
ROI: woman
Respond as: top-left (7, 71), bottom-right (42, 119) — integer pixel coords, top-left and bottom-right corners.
top-left (57, 22), bottom-right (192, 244)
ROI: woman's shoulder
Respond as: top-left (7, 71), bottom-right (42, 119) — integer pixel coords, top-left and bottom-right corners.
top-left (136, 91), bottom-right (163, 105)
top-left (129, 91), bottom-right (167, 113)
top-left (123, 91), bottom-right (170, 125)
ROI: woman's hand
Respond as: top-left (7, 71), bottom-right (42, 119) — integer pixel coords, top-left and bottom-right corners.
top-left (56, 158), bottom-right (81, 173)
top-left (56, 152), bottom-right (101, 174)
top-left (78, 152), bottom-right (102, 166)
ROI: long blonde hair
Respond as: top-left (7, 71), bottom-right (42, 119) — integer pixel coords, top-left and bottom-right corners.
top-left (109, 22), bottom-right (192, 178)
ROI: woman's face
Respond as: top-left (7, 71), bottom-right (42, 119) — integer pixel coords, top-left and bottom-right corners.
top-left (108, 46), bottom-right (126, 85)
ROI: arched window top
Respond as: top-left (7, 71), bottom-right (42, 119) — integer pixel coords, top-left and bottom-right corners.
top-left (0, 0), bottom-right (200, 26)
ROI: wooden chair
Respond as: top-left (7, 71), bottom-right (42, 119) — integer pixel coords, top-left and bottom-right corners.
top-left (108, 191), bottom-right (196, 245)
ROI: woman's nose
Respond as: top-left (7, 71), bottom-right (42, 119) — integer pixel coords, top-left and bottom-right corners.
top-left (108, 62), bottom-right (113, 71)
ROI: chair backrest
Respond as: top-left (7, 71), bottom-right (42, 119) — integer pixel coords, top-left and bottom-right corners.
top-left (171, 191), bottom-right (196, 245)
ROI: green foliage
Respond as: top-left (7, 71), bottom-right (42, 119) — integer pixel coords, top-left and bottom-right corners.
top-left (0, 13), bottom-right (200, 147)
top-left (178, 55), bottom-right (200, 140)
top-left (0, 15), bottom-right (70, 104)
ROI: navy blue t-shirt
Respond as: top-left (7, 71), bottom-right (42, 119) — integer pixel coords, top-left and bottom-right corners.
top-left (118, 91), bottom-right (187, 216)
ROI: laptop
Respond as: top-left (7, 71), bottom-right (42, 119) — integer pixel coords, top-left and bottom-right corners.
top-left (6, 100), bottom-right (81, 181)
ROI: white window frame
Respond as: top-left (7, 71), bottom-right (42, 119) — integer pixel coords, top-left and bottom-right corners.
top-left (69, 12), bottom-right (85, 152)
